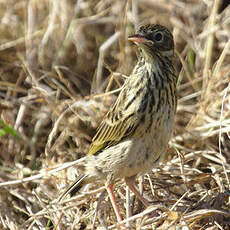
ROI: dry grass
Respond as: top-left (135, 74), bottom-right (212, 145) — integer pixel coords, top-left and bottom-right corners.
top-left (0, 0), bottom-right (230, 229)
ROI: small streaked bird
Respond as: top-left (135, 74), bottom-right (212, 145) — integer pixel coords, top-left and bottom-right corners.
top-left (59, 24), bottom-right (177, 222)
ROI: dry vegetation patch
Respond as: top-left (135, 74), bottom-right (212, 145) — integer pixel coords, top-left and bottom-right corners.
top-left (0, 0), bottom-right (230, 229)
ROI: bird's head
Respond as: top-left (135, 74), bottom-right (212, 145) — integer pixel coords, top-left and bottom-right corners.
top-left (128, 24), bottom-right (174, 59)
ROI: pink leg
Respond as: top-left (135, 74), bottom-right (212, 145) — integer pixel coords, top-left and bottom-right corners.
top-left (106, 184), bottom-right (123, 222)
top-left (125, 176), bottom-right (149, 207)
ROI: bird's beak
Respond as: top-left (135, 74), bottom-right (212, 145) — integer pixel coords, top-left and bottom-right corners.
top-left (128, 34), bottom-right (153, 45)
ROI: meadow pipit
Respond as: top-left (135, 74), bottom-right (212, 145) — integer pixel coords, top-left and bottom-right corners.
top-left (59, 24), bottom-right (177, 222)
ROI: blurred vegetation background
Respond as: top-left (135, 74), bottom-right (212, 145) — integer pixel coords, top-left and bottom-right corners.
top-left (0, 0), bottom-right (230, 229)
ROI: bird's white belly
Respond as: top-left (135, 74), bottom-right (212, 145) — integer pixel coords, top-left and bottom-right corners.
top-left (86, 111), bottom-right (175, 182)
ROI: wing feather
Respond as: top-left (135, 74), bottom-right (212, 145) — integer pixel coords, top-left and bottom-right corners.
top-left (88, 86), bottom-right (141, 155)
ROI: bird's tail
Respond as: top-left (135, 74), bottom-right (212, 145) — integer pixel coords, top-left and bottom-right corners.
top-left (58, 174), bottom-right (88, 202)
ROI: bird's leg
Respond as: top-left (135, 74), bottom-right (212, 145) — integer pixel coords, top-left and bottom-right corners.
top-left (125, 176), bottom-right (159, 217)
top-left (106, 183), bottom-right (123, 222)
top-left (125, 176), bottom-right (149, 207)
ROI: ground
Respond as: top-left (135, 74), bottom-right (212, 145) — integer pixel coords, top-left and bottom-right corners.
top-left (0, 0), bottom-right (230, 229)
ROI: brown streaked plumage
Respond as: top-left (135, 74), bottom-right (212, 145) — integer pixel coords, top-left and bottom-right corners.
top-left (59, 24), bottom-right (177, 223)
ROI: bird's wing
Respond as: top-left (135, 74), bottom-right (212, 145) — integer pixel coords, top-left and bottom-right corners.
top-left (88, 83), bottom-right (142, 155)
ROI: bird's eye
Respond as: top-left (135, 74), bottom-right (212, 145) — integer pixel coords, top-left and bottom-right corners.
top-left (154, 32), bottom-right (163, 41)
